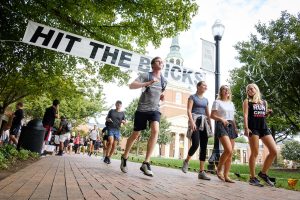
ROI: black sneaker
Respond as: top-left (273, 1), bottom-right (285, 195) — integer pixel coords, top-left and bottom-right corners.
top-left (103, 156), bottom-right (108, 163)
top-left (107, 157), bottom-right (111, 164)
top-left (55, 150), bottom-right (63, 156)
top-left (249, 177), bottom-right (264, 187)
top-left (140, 162), bottom-right (153, 177)
top-left (120, 156), bottom-right (128, 173)
top-left (258, 172), bottom-right (274, 187)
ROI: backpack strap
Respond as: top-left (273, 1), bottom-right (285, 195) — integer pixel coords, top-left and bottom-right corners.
top-left (160, 75), bottom-right (166, 92)
top-left (148, 72), bottom-right (166, 92)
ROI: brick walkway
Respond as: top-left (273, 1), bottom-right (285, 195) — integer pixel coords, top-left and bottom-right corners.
top-left (0, 155), bottom-right (299, 200)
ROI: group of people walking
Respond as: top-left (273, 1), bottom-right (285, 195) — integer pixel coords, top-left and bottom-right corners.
top-left (181, 82), bottom-right (276, 187)
top-left (116, 56), bottom-right (277, 188)
top-left (1, 56), bottom-right (277, 188)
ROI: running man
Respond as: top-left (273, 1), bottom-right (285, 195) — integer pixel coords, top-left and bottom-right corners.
top-left (104, 101), bottom-right (126, 164)
top-left (120, 56), bottom-right (167, 177)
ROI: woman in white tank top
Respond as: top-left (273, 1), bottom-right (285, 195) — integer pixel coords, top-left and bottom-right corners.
top-left (211, 85), bottom-right (238, 183)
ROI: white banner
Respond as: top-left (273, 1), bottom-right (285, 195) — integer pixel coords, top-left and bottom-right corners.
top-left (201, 39), bottom-right (215, 72)
top-left (22, 21), bottom-right (205, 86)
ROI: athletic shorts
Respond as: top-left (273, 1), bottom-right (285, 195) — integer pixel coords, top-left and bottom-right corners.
top-left (9, 125), bottom-right (21, 136)
top-left (103, 135), bottom-right (108, 141)
top-left (249, 129), bottom-right (271, 139)
top-left (90, 139), bottom-right (96, 145)
top-left (108, 128), bottom-right (121, 141)
top-left (59, 133), bottom-right (69, 143)
top-left (215, 121), bottom-right (238, 139)
top-left (133, 111), bottom-right (161, 131)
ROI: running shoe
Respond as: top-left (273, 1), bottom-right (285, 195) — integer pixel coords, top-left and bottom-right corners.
top-left (120, 156), bottom-right (128, 173)
top-left (140, 162), bottom-right (154, 177)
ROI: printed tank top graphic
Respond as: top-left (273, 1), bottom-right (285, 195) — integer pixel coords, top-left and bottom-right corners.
top-left (252, 103), bottom-right (266, 117)
top-left (248, 100), bottom-right (268, 130)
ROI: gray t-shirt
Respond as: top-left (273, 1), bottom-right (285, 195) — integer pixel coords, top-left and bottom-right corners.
top-left (189, 94), bottom-right (208, 115)
top-left (106, 109), bottom-right (125, 129)
top-left (136, 72), bottom-right (167, 112)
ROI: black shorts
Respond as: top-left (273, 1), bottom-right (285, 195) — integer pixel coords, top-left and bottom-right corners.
top-left (249, 129), bottom-right (271, 139)
top-left (133, 111), bottom-right (161, 131)
top-left (103, 135), bottom-right (108, 141)
top-left (215, 121), bottom-right (238, 139)
top-left (90, 139), bottom-right (96, 145)
top-left (9, 125), bottom-right (21, 136)
top-left (64, 139), bottom-right (69, 147)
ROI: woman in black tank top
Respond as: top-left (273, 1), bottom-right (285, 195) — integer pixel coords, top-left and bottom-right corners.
top-left (243, 83), bottom-right (277, 187)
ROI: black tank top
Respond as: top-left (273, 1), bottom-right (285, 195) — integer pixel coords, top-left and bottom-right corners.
top-left (248, 100), bottom-right (268, 130)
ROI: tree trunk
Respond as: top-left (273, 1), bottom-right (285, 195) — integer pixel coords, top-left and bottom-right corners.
top-left (159, 144), bottom-right (161, 157)
top-left (0, 109), bottom-right (7, 136)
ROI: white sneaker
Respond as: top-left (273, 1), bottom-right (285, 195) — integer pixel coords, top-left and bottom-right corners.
top-left (140, 162), bottom-right (153, 177)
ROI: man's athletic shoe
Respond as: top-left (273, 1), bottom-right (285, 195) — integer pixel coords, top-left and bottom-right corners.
top-left (140, 162), bottom-right (154, 177)
top-left (258, 172), bottom-right (275, 187)
top-left (120, 156), bottom-right (128, 173)
top-left (249, 177), bottom-right (264, 187)
top-left (106, 157), bottom-right (111, 164)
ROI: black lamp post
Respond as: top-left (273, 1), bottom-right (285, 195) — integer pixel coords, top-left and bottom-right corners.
top-left (208, 20), bottom-right (225, 172)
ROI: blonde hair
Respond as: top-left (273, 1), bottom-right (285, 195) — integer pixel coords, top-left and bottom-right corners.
top-left (217, 85), bottom-right (232, 101)
top-left (246, 83), bottom-right (262, 103)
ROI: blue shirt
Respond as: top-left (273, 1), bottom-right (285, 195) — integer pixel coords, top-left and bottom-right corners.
top-left (189, 94), bottom-right (208, 115)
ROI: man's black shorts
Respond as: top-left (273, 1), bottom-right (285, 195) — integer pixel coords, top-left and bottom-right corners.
top-left (133, 111), bottom-right (161, 131)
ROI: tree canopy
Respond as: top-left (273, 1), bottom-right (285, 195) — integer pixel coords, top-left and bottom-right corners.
top-left (281, 140), bottom-right (300, 162)
top-left (229, 11), bottom-right (300, 142)
top-left (0, 0), bottom-right (198, 122)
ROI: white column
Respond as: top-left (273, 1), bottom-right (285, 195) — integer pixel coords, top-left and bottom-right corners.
top-left (153, 144), bottom-right (160, 157)
top-left (174, 133), bottom-right (179, 159)
top-left (165, 144), bottom-right (170, 158)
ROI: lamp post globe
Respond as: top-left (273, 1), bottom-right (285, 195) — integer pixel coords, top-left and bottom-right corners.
top-left (212, 19), bottom-right (225, 40)
top-left (207, 19), bottom-right (225, 172)
top-left (212, 19), bottom-right (225, 99)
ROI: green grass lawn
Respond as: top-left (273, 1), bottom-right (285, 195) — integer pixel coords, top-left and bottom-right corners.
top-left (112, 153), bottom-right (300, 191)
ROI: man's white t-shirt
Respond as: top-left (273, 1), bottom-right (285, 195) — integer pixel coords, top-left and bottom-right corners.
top-left (211, 100), bottom-right (235, 120)
top-left (89, 129), bottom-right (99, 140)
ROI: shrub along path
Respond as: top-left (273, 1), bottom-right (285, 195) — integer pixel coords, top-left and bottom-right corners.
top-left (0, 154), bottom-right (299, 200)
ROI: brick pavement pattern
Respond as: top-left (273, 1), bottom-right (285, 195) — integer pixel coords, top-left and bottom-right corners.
top-left (0, 155), bottom-right (299, 200)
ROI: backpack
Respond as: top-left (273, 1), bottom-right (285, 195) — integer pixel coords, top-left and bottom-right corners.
top-left (147, 72), bottom-right (167, 92)
top-left (65, 122), bottom-right (72, 132)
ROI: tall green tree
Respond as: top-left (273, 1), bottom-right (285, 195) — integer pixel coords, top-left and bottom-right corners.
top-left (281, 140), bottom-right (300, 162)
top-left (230, 11), bottom-right (300, 143)
top-left (157, 117), bottom-right (172, 156)
top-left (0, 0), bottom-right (198, 123)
